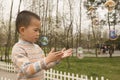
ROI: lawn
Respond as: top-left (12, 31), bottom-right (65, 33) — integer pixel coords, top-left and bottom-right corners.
top-left (53, 57), bottom-right (120, 80)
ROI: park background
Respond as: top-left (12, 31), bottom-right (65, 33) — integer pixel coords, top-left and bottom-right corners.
top-left (0, 0), bottom-right (120, 80)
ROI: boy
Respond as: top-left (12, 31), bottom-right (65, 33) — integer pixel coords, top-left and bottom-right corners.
top-left (11, 10), bottom-right (72, 80)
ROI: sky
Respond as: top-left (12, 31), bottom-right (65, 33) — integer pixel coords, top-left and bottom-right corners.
top-left (3, 0), bottom-right (24, 21)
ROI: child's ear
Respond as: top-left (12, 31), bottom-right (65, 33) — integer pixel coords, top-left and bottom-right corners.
top-left (19, 27), bottom-right (25, 34)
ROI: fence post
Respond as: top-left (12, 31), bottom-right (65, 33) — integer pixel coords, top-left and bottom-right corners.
top-left (9, 63), bottom-right (11, 72)
top-left (2, 62), bottom-right (4, 70)
top-left (96, 77), bottom-right (98, 80)
top-left (1, 77), bottom-right (4, 80)
top-left (85, 75), bottom-right (88, 80)
top-left (60, 71), bottom-right (62, 80)
top-left (64, 72), bottom-right (66, 80)
top-left (4, 77), bottom-right (7, 80)
top-left (68, 72), bottom-right (70, 80)
top-left (0, 62), bottom-right (1, 69)
top-left (71, 73), bottom-right (74, 80)
top-left (76, 74), bottom-right (79, 80)
top-left (52, 69), bottom-right (55, 79)
top-left (101, 76), bottom-right (104, 80)
top-left (56, 71), bottom-right (59, 80)
top-left (45, 70), bottom-right (49, 80)
top-left (8, 63), bottom-right (10, 72)
top-left (4, 62), bottom-right (5, 70)
top-left (90, 76), bottom-right (93, 80)
top-left (50, 69), bottom-right (53, 79)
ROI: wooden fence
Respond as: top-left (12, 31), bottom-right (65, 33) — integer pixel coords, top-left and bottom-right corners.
top-left (0, 77), bottom-right (12, 80)
top-left (0, 61), bottom-right (109, 80)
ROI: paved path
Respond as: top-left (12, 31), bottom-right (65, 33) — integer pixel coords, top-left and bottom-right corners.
top-left (73, 49), bottom-right (120, 57)
top-left (0, 70), bottom-right (17, 80)
top-left (84, 50), bottom-right (120, 57)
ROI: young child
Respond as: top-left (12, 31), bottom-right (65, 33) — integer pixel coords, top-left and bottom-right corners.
top-left (11, 10), bottom-right (72, 80)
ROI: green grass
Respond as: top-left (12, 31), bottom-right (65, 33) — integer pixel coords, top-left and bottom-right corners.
top-left (53, 57), bottom-right (120, 80)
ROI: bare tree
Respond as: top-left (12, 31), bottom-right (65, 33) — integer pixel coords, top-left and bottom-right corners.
top-left (5, 0), bottom-right (14, 61)
top-left (0, 1), bottom-right (7, 60)
top-left (67, 0), bottom-right (74, 49)
top-left (75, 0), bottom-right (82, 56)
top-left (54, 0), bottom-right (59, 51)
top-left (14, 0), bottom-right (22, 43)
top-left (78, 0), bottom-right (82, 46)
top-left (41, 0), bottom-right (45, 35)
top-left (48, 0), bottom-right (54, 50)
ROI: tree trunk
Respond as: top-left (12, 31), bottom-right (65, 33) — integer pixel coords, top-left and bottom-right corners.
top-left (5, 0), bottom-right (14, 62)
top-left (79, 0), bottom-right (82, 46)
top-left (14, 0), bottom-right (22, 43)
top-left (91, 17), bottom-right (98, 57)
top-left (54, 0), bottom-right (59, 51)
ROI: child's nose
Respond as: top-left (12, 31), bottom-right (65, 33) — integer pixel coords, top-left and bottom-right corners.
top-left (37, 32), bottom-right (40, 36)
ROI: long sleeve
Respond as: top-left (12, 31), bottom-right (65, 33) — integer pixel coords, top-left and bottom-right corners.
top-left (45, 60), bottom-right (60, 69)
top-left (12, 46), bottom-right (46, 77)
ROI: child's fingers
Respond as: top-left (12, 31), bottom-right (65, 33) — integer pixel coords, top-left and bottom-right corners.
top-left (64, 49), bottom-right (72, 54)
top-left (67, 48), bottom-right (73, 53)
top-left (68, 51), bottom-right (73, 56)
top-left (62, 48), bottom-right (73, 58)
top-left (68, 48), bottom-right (72, 51)
top-left (54, 51), bottom-right (62, 54)
top-left (68, 52), bottom-right (72, 56)
top-left (50, 48), bottom-right (55, 53)
top-left (61, 48), bottom-right (66, 52)
top-left (55, 52), bottom-right (63, 57)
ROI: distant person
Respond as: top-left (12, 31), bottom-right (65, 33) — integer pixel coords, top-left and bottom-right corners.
top-left (11, 10), bottom-right (72, 80)
top-left (102, 45), bottom-right (106, 54)
top-left (108, 45), bottom-right (114, 57)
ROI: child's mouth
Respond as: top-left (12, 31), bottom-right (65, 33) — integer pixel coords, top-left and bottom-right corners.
top-left (35, 38), bottom-right (38, 40)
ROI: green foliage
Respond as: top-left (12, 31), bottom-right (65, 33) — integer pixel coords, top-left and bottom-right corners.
top-left (105, 35), bottom-right (120, 49)
top-left (89, 0), bottom-right (95, 3)
top-left (54, 57), bottom-right (120, 80)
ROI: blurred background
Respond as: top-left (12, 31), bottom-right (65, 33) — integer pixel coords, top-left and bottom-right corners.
top-left (0, 0), bottom-right (120, 80)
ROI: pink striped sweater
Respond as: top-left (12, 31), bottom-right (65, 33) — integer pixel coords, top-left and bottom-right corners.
top-left (11, 39), bottom-right (59, 80)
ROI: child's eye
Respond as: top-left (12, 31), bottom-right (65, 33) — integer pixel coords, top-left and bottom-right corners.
top-left (34, 30), bottom-right (38, 32)
top-left (34, 29), bottom-right (40, 32)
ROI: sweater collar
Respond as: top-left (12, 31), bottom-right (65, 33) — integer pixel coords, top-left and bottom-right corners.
top-left (18, 39), bottom-right (34, 45)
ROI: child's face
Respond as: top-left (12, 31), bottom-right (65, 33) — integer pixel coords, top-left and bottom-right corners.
top-left (20, 18), bottom-right (40, 43)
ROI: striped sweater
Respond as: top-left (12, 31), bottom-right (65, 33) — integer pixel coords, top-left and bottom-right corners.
top-left (11, 39), bottom-right (58, 80)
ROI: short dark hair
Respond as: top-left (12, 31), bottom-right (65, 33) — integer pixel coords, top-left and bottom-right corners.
top-left (16, 10), bottom-right (40, 33)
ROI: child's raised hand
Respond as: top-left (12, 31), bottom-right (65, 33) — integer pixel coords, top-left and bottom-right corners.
top-left (61, 48), bottom-right (73, 58)
top-left (45, 48), bottom-right (63, 64)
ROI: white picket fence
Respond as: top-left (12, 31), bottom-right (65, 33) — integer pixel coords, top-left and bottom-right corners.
top-left (0, 61), bottom-right (109, 80)
top-left (0, 77), bottom-right (12, 80)
top-left (0, 61), bottom-right (16, 73)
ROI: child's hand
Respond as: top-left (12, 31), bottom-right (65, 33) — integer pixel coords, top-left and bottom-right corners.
top-left (61, 48), bottom-right (73, 58)
top-left (45, 48), bottom-right (63, 64)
